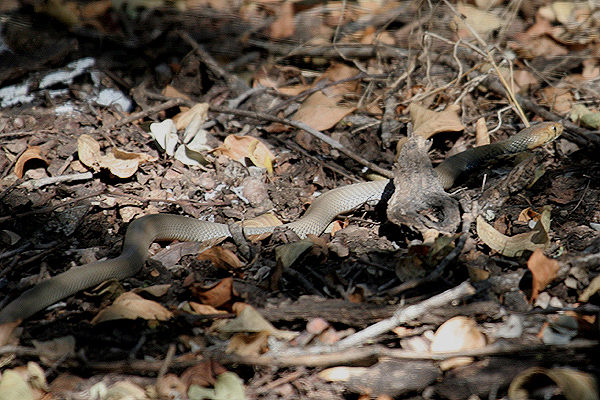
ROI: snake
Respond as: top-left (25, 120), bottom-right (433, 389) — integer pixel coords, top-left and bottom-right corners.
top-left (0, 122), bottom-right (562, 324)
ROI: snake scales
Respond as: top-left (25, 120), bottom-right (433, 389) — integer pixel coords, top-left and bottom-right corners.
top-left (0, 122), bottom-right (562, 323)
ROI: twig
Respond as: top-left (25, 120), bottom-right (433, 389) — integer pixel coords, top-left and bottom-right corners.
top-left (108, 98), bottom-right (183, 128)
top-left (20, 172), bottom-right (93, 190)
top-left (221, 339), bottom-right (598, 368)
top-left (209, 105), bottom-right (394, 178)
top-left (268, 281), bottom-right (475, 357)
top-left (441, 0), bottom-right (528, 126)
top-left (157, 344), bottom-right (177, 379)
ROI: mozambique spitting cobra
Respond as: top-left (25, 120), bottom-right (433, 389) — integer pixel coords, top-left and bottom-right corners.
top-left (0, 122), bottom-right (562, 324)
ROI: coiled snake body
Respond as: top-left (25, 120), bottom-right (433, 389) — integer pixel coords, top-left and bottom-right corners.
top-left (0, 122), bottom-right (562, 323)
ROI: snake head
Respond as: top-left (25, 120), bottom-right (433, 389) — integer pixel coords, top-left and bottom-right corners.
top-left (526, 121), bottom-right (563, 149)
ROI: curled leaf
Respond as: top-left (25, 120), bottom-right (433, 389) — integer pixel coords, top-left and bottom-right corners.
top-left (213, 135), bottom-right (274, 173)
top-left (476, 207), bottom-right (551, 257)
top-left (14, 146), bottom-right (48, 178)
top-left (527, 248), bottom-right (560, 301)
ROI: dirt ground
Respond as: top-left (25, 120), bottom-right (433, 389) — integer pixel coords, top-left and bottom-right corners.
top-left (1, 1), bottom-right (600, 399)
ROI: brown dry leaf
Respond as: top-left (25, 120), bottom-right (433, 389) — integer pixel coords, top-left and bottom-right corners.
top-left (409, 103), bottom-right (465, 139)
top-left (100, 147), bottom-right (158, 178)
top-left (217, 303), bottom-right (295, 340)
top-left (451, 3), bottom-right (504, 37)
top-left (14, 146), bottom-right (48, 178)
top-left (174, 102), bottom-right (209, 131)
top-left (539, 87), bottom-right (573, 115)
top-left (239, 212), bottom-right (282, 229)
top-left (0, 319), bottom-right (21, 347)
top-left (37, 0), bottom-right (81, 27)
top-left (188, 302), bottom-right (228, 315)
top-left (518, 207), bottom-right (541, 223)
top-left (134, 283), bottom-right (171, 297)
top-left (508, 367), bottom-right (599, 400)
top-left (91, 292), bottom-right (173, 323)
top-left (291, 63), bottom-right (359, 131)
top-left (527, 248), bottom-right (561, 302)
top-left (79, 0), bottom-right (111, 20)
top-left (48, 374), bottom-right (86, 398)
top-left (226, 331), bottom-right (270, 356)
top-left (156, 374), bottom-right (186, 400)
top-left (213, 135), bottom-right (274, 173)
top-left (579, 274), bottom-right (600, 303)
top-left (269, 0), bottom-right (295, 39)
top-left (77, 134), bottom-right (157, 178)
top-left (162, 84), bottom-right (191, 100)
top-left (292, 91), bottom-right (356, 131)
top-left (31, 335), bottom-right (76, 364)
top-left (508, 16), bottom-right (569, 59)
top-left (198, 247), bottom-right (244, 270)
top-left (430, 316), bottom-right (486, 370)
top-left (190, 277), bottom-right (237, 309)
top-left (180, 360), bottom-right (225, 388)
top-left (476, 207), bottom-right (551, 257)
top-left (475, 117), bottom-right (490, 146)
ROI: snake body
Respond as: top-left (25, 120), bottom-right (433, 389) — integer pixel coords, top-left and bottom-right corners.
top-left (0, 122), bottom-right (562, 323)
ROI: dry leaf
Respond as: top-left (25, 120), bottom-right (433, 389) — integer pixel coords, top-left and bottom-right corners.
top-left (430, 316), bottom-right (486, 370)
top-left (31, 335), bottom-right (76, 364)
top-left (452, 3), bottom-right (504, 37)
top-left (409, 103), bottom-right (465, 139)
top-left (0, 319), bottom-right (21, 347)
top-left (508, 367), bottom-right (599, 400)
top-left (539, 87), bottom-right (573, 115)
top-left (527, 248), bottom-right (561, 301)
top-left (190, 277), bottom-right (237, 309)
top-left (149, 119), bottom-right (178, 156)
top-left (269, 0), bottom-right (295, 39)
top-left (216, 304), bottom-right (295, 340)
top-left (275, 238), bottom-right (314, 268)
top-left (0, 369), bottom-right (33, 400)
top-left (213, 135), bottom-right (274, 173)
top-left (292, 91), bottom-right (356, 131)
top-left (476, 207), bottom-right (551, 257)
top-left (156, 374), bottom-right (187, 400)
top-left (77, 134), bottom-right (157, 178)
top-left (174, 102), bottom-right (209, 131)
top-left (226, 331), bottom-right (270, 356)
top-left (100, 147), bottom-right (158, 178)
top-left (162, 84), bottom-right (191, 101)
top-left (579, 273), bottom-right (600, 302)
top-left (291, 63), bottom-right (359, 131)
top-left (91, 292), bottom-right (173, 323)
top-left (14, 146), bottom-right (48, 178)
top-left (198, 247), bottom-right (244, 270)
top-left (188, 302), bottom-right (228, 316)
top-left (181, 360), bottom-right (224, 388)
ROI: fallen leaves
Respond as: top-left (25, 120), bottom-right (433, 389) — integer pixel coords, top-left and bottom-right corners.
top-left (77, 134), bottom-right (157, 178)
top-left (508, 367), bottom-right (599, 400)
top-left (527, 248), bottom-right (561, 302)
top-left (14, 146), bottom-right (47, 178)
top-left (291, 63), bottom-right (359, 131)
top-left (213, 135), bottom-right (275, 173)
top-left (476, 207), bottom-right (551, 258)
top-left (90, 292), bottom-right (173, 324)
